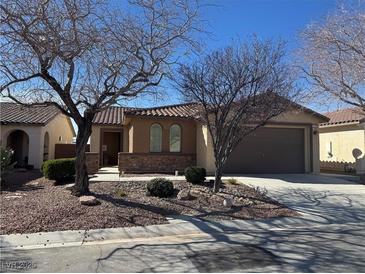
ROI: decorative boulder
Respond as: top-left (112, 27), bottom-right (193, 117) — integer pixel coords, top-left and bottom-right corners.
top-left (223, 198), bottom-right (233, 208)
top-left (177, 189), bottom-right (192, 200)
top-left (79, 195), bottom-right (100, 206)
top-left (64, 183), bottom-right (75, 191)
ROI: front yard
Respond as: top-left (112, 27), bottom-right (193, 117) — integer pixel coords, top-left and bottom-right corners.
top-left (0, 170), bottom-right (298, 235)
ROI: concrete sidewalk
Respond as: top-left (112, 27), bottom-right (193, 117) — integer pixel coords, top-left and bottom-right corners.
top-left (0, 215), bottom-right (327, 250)
top-left (1, 219), bottom-right (365, 272)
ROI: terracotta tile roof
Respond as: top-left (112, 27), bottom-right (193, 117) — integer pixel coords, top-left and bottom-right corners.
top-left (92, 106), bottom-right (126, 125)
top-left (126, 103), bottom-right (199, 118)
top-left (0, 102), bottom-right (60, 125)
top-left (93, 101), bottom-right (329, 125)
top-left (92, 103), bottom-right (199, 125)
top-left (320, 107), bottom-right (365, 126)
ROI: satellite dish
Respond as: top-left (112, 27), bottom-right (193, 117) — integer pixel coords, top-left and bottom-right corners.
top-left (352, 148), bottom-right (363, 160)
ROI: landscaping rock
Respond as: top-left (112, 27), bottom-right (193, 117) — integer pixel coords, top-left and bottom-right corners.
top-left (4, 195), bottom-right (22, 199)
top-left (237, 197), bottom-right (254, 206)
top-left (64, 183), bottom-right (75, 191)
top-left (177, 189), bottom-right (192, 200)
top-left (79, 195), bottom-right (100, 206)
top-left (223, 198), bottom-right (233, 208)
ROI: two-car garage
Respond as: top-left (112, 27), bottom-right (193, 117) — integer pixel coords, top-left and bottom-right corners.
top-left (197, 109), bottom-right (328, 175)
top-left (223, 127), bottom-right (306, 174)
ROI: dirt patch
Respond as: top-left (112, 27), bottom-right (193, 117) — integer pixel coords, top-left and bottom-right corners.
top-left (1, 173), bottom-right (298, 235)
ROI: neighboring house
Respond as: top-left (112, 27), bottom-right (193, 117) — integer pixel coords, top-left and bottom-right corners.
top-left (90, 102), bottom-right (328, 175)
top-left (0, 102), bottom-right (75, 169)
top-left (319, 108), bottom-right (365, 174)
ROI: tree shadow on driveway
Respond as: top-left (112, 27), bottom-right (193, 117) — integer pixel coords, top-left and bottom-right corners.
top-left (94, 186), bottom-right (365, 272)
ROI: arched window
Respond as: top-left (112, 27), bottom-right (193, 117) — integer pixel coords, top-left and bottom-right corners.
top-left (150, 124), bottom-right (162, 152)
top-left (169, 124), bottom-right (181, 152)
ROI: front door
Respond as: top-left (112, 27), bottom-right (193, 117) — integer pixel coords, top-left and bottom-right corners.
top-left (102, 132), bottom-right (121, 166)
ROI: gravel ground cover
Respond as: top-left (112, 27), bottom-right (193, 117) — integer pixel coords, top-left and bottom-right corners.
top-left (1, 171), bottom-right (298, 235)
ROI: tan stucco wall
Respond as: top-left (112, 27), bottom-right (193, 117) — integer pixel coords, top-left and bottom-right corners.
top-left (1, 124), bottom-right (42, 168)
top-left (90, 125), bottom-right (101, 153)
top-left (41, 114), bottom-right (74, 160)
top-left (196, 111), bottom-right (324, 175)
top-left (127, 117), bottom-right (196, 154)
top-left (319, 124), bottom-right (365, 164)
top-left (272, 110), bottom-right (325, 124)
top-left (196, 124), bottom-right (215, 174)
top-left (90, 124), bottom-right (127, 153)
top-left (0, 114), bottom-right (74, 169)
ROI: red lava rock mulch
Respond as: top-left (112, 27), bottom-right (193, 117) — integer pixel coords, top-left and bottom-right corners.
top-left (1, 171), bottom-right (298, 235)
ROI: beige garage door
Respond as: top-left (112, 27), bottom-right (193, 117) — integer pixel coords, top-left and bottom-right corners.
top-left (223, 127), bottom-right (305, 174)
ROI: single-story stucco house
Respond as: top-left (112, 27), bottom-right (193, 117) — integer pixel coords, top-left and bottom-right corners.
top-left (319, 107), bottom-right (365, 174)
top-left (0, 102), bottom-right (75, 169)
top-left (90, 102), bottom-right (328, 175)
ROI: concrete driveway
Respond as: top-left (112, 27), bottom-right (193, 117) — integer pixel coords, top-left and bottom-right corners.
top-left (1, 174), bottom-right (365, 272)
top-left (231, 173), bottom-right (365, 225)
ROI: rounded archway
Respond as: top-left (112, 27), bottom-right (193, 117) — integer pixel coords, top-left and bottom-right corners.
top-left (6, 130), bottom-right (29, 167)
top-left (43, 132), bottom-right (50, 161)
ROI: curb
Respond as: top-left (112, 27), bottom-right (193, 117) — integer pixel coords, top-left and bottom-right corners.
top-left (2, 213), bottom-right (363, 250)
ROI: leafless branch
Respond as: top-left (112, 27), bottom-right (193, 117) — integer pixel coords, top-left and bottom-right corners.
top-left (299, 4), bottom-right (365, 111)
top-left (175, 39), bottom-right (300, 192)
top-left (0, 0), bottom-right (200, 195)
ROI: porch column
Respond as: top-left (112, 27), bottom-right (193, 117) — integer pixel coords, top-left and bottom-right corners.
top-left (28, 128), bottom-right (43, 169)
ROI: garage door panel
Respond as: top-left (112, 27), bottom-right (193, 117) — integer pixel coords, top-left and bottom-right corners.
top-left (223, 127), bottom-right (305, 174)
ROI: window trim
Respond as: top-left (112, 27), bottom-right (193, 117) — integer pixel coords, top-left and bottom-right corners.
top-left (150, 123), bottom-right (163, 152)
top-left (169, 124), bottom-right (182, 153)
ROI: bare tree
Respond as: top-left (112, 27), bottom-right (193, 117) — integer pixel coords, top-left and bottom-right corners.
top-left (0, 0), bottom-right (199, 195)
top-left (300, 4), bottom-right (365, 111)
top-left (176, 39), bottom-right (299, 192)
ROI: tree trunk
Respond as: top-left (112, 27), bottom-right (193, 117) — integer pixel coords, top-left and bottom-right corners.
top-left (71, 121), bottom-right (92, 196)
top-left (213, 165), bottom-right (223, 193)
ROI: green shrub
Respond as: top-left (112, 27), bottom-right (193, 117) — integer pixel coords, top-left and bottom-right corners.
top-left (147, 178), bottom-right (174, 198)
top-left (1, 147), bottom-right (15, 173)
top-left (184, 166), bottom-right (206, 184)
top-left (1, 147), bottom-right (15, 186)
top-left (42, 158), bottom-right (75, 182)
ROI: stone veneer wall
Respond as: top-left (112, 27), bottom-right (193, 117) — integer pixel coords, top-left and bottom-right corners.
top-left (118, 152), bottom-right (196, 173)
top-left (86, 152), bottom-right (99, 174)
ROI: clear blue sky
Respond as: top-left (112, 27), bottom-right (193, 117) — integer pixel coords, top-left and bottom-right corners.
top-left (0, 0), bottom-right (339, 112)
top-left (202, 0), bottom-right (335, 50)
top-left (126, 0), bottom-right (338, 111)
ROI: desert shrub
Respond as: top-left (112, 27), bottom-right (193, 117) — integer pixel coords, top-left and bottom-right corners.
top-left (225, 178), bottom-right (238, 185)
top-left (147, 178), bottom-right (174, 198)
top-left (184, 166), bottom-right (206, 184)
top-left (116, 189), bottom-right (127, 198)
top-left (251, 185), bottom-right (268, 198)
top-left (1, 147), bottom-right (15, 173)
top-left (42, 158), bottom-right (75, 182)
top-left (0, 147), bottom-right (15, 186)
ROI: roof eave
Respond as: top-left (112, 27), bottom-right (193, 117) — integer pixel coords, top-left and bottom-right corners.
top-left (319, 121), bottom-right (361, 128)
top-left (124, 114), bottom-right (195, 120)
top-left (0, 121), bottom-right (46, 126)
